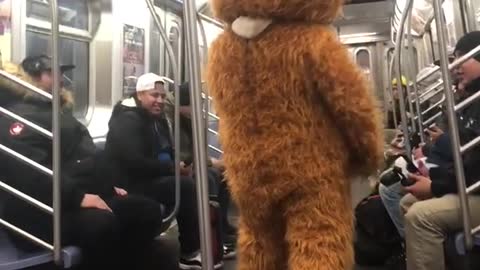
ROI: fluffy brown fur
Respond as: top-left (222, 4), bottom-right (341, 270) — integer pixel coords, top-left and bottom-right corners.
top-left (206, 1), bottom-right (384, 269)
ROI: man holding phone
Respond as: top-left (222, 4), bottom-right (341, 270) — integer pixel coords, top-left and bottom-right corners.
top-left (400, 31), bottom-right (480, 270)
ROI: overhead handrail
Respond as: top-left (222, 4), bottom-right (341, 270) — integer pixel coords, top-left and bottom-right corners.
top-left (146, 0), bottom-right (181, 224)
top-left (184, 0), bottom-right (215, 269)
top-left (432, 0), bottom-right (473, 251)
top-left (417, 45), bottom-right (480, 84)
top-left (0, 106), bottom-right (53, 138)
top-left (394, 0), bottom-right (414, 155)
top-left (0, 180), bottom-right (53, 214)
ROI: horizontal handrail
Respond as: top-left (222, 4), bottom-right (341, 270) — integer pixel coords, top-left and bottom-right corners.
top-left (461, 136), bottom-right (480, 154)
top-left (0, 70), bottom-right (52, 100)
top-left (0, 218), bottom-right (53, 250)
top-left (467, 181), bottom-right (480, 194)
top-left (197, 13), bottom-right (224, 29)
top-left (417, 45), bottom-right (480, 84)
top-left (208, 144), bottom-right (223, 154)
top-left (0, 144), bottom-right (53, 176)
top-left (416, 95), bottom-right (445, 119)
top-left (455, 89), bottom-right (480, 112)
top-left (0, 106), bottom-right (53, 139)
top-left (419, 81), bottom-right (444, 99)
top-left (208, 128), bottom-right (218, 136)
top-left (0, 179), bottom-right (53, 214)
top-left (423, 111), bottom-right (442, 126)
top-left (472, 224), bottom-right (480, 235)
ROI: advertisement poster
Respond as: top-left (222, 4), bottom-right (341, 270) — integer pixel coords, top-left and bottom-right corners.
top-left (0, 0), bottom-right (10, 35)
top-left (123, 24), bottom-right (145, 96)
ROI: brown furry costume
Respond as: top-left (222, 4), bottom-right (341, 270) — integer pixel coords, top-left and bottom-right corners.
top-left (206, 0), bottom-right (384, 269)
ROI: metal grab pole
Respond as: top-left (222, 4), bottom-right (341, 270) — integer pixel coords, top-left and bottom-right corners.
top-left (184, 0), bottom-right (214, 269)
top-left (145, 0), bottom-right (181, 223)
top-left (388, 56), bottom-right (398, 129)
top-left (49, 0), bottom-right (62, 264)
top-left (462, 0), bottom-right (477, 32)
top-left (394, 0), bottom-right (414, 155)
top-left (433, 0), bottom-right (473, 251)
top-left (407, 9), bottom-right (425, 142)
top-left (197, 16), bottom-right (210, 160)
top-left (405, 9), bottom-right (417, 134)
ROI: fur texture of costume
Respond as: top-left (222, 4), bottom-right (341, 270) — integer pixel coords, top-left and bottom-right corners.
top-left (206, 0), bottom-right (384, 269)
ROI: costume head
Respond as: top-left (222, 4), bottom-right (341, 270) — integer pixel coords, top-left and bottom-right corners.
top-left (210, 0), bottom-right (344, 24)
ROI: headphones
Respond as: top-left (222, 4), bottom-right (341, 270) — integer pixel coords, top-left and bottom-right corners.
top-left (21, 55), bottom-right (49, 77)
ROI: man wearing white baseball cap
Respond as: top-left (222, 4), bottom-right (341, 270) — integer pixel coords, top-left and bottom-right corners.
top-left (104, 73), bottom-right (222, 269)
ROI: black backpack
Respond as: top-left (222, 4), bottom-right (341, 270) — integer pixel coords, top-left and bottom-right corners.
top-left (354, 192), bottom-right (403, 266)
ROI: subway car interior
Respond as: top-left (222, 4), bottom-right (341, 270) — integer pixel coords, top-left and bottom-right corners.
top-left (1, 0), bottom-right (480, 269)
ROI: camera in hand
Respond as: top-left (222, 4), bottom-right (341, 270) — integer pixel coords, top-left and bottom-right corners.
top-left (380, 155), bottom-right (419, 187)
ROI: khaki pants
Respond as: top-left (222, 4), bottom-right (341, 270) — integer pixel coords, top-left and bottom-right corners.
top-left (400, 194), bottom-right (480, 270)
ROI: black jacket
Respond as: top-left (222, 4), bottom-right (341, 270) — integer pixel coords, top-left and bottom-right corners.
top-left (429, 96), bottom-right (480, 197)
top-left (0, 95), bottom-right (115, 213)
top-left (104, 97), bottom-right (174, 188)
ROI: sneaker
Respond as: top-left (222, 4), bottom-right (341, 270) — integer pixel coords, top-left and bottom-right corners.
top-left (179, 252), bottom-right (224, 270)
top-left (223, 245), bottom-right (236, 260)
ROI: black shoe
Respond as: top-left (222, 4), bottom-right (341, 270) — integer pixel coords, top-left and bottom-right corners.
top-left (179, 252), bottom-right (224, 270)
top-left (223, 245), bottom-right (236, 260)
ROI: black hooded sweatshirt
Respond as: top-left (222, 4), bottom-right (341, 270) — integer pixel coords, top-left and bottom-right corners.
top-left (104, 96), bottom-right (175, 189)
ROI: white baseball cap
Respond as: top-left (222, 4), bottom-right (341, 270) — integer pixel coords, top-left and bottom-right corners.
top-left (136, 73), bottom-right (165, 92)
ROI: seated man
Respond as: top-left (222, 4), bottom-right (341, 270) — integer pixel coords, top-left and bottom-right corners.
top-left (104, 73), bottom-right (223, 269)
top-left (165, 82), bottom-right (238, 240)
top-left (0, 55), bottom-right (163, 270)
top-left (381, 31), bottom-right (480, 270)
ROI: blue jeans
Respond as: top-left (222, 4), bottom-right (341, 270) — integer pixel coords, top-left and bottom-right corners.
top-left (379, 182), bottom-right (406, 238)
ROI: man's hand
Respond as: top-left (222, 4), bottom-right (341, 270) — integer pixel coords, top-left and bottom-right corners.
top-left (81, 194), bottom-right (112, 212)
top-left (180, 161), bottom-right (193, 177)
top-left (426, 125), bottom-right (444, 142)
top-left (405, 174), bottom-right (433, 200)
top-left (114, 187), bottom-right (128, 196)
top-left (211, 157), bottom-right (225, 171)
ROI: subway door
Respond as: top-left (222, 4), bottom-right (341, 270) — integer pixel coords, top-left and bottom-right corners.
top-left (352, 45), bottom-right (381, 98)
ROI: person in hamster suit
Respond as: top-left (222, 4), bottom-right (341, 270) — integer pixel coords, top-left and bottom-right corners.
top-left (206, 0), bottom-right (385, 269)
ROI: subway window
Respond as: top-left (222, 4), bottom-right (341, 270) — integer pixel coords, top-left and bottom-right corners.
top-left (25, 0), bottom-right (91, 118)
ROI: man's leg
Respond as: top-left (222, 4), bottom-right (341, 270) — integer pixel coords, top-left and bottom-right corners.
top-left (404, 194), bottom-right (480, 270)
top-left (379, 182), bottom-right (407, 238)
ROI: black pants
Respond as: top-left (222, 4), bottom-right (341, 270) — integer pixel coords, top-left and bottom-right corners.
top-left (5, 195), bottom-right (163, 270)
top-left (130, 176), bottom-right (201, 255)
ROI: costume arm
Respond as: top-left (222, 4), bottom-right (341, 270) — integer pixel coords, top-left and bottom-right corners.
top-left (308, 31), bottom-right (384, 175)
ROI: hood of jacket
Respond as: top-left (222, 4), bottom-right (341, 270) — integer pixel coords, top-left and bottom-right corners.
top-left (0, 61), bottom-right (74, 109)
